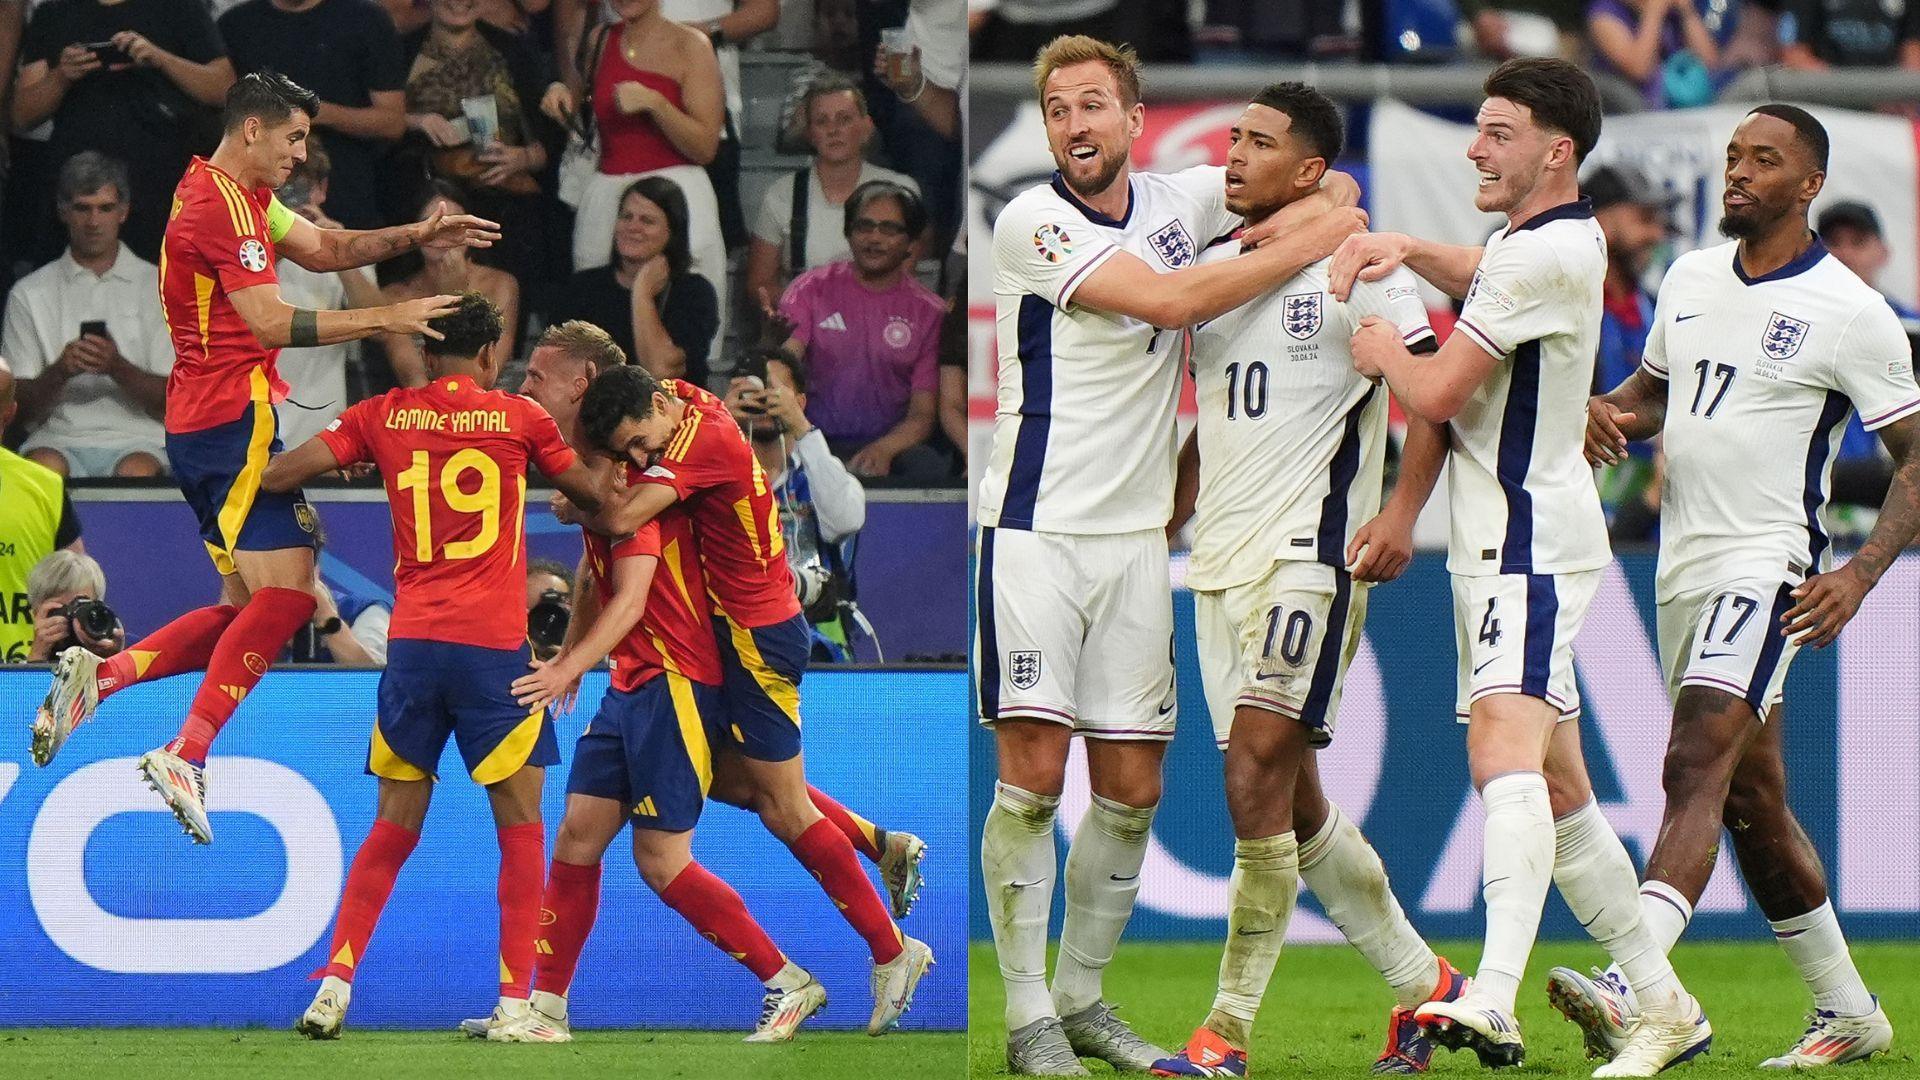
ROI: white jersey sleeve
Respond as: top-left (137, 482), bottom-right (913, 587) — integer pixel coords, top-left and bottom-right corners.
top-left (992, 193), bottom-right (1121, 310)
top-left (1455, 233), bottom-right (1567, 359)
top-left (1640, 279), bottom-right (1672, 381)
top-left (1830, 299), bottom-right (1920, 431)
top-left (1161, 165), bottom-right (1237, 246)
top-left (1343, 266), bottom-right (1437, 349)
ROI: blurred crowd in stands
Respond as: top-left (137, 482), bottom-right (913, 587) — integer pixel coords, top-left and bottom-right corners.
top-left (0, 0), bottom-right (967, 484)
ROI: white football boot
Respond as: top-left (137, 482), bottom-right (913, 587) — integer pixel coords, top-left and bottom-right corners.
top-left (138, 747), bottom-right (211, 844)
top-left (1415, 993), bottom-right (1526, 1068)
top-left (1548, 966), bottom-right (1638, 1061)
top-left (32, 646), bottom-right (102, 766)
top-left (744, 975), bottom-right (827, 1043)
top-left (1594, 996), bottom-right (1712, 1077)
top-left (487, 992), bottom-right (572, 1043)
top-left (868, 935), bottom-right (934, 1035)
top-left (878, 831), bottom-right (927, 918)
top-left (1760, 998), bottom-right (1892, 1068)
top-left (296, 975), bottom-right (351, 1039)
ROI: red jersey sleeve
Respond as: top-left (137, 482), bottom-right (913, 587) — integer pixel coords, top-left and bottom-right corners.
top-left (518, 396), bottom-right (579, 478)
top-left (317, 397), bottom-right (379, 467)
top-left (611, 521), bottom-right (662, 562)
top-left (634, 400), bottom-right (736, 499)
top-left (184, 173), bottom-right (279, 295)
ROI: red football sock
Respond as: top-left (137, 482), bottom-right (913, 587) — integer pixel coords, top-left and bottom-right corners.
top-left (168, 587), bottom-right (314, 763)
top-left (658, 861), bottom-right (787, 981)
top-left (319, 818), bottom-right (419, 983)
top-left (532, 859), bottom-right (602, 997)
top-left (810, 785), bottom-right (885, 863)
top-left (497, 822), bottom-right (545, 999)
top-left (95, 605), bottom-right (240, 701)
top-left (790, 818), bottom-right (904, 963)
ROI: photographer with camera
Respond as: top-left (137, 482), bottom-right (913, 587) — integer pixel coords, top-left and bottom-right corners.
top-left (22, 550), bottom-right (122, 664)
top-left (723, 348), bottom-right (869, 659)
top-left (526, 557), bottom-right (574, 663)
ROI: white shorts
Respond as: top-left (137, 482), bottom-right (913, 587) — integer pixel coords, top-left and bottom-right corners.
top-left (974, 526), bottom-right (1177, 740)
top-left (1194, 560), bottom-right (1366, 750)
top-left (1452, 570), bottom-right (1602, 722)
top-left (1656, 579), bottom-right (1800, 715)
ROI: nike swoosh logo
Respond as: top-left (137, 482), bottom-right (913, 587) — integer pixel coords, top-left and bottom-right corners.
top-left (1009, 879), bottom-right (1046, 889)
top-left (1157, 702), bottom-right (1175, 716)
top-left (1235, 927), bottom-right (1274, 936)
top-left (1472, 657), bottom-right (1500, 675)
top-left (1254, 671), bottom-right (1288, 682)
top-left (1110, 873), bottom-right (1140, 882)
top-left (1699, 650), bottom-right (1740, 659)
top-left (1676, 312), bottom-right (1705, 322)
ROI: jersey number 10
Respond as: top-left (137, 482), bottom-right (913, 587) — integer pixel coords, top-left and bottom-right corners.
top-left (1224, 361), bottom-right (1270, 420)
top-left (396, 448), bottom-right (504, 562)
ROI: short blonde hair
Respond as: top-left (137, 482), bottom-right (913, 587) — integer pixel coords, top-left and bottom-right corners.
top-left (1032, 35), bottom-right (1143, 108)
top-left (535, 320), bottom-right (628, 376)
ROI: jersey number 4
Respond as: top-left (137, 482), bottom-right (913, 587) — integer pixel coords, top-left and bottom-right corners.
top-left (1478, 597), bottom-right (1503, 647)
top-left (396, 448), bottom-right (505, 562)
top-left (1689, 360), bottom-right (1737, 418)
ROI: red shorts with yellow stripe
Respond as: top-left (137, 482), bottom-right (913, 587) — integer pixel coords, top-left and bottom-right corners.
top-left (711, 612), bottom-right (808, 762)
top-left (370, 639), bottom-right (558, 783)
top-left (165, 392), bottom-right (317, 577)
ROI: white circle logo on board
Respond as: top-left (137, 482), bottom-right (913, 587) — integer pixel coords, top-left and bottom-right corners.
top-left (238, 239), bottom-right (268, 273)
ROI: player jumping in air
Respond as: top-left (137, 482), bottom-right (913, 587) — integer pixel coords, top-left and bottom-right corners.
top-left (1153, 81), bottom-right (1465, 1079)
top-left (567, 364), bottom-right (933, 1033)
top-left (30, 72), bottom-right (501, 844)
top-left (255, 293), bottom-right (606, 1038)
top-left (1332, 59), bottom-right (1708, 1076)
top-left (514, 322), bottom-right (928, 919)
top-left (977, 36), bottom-right (1367, 1077)
top-left (1561, 105), bottom-right (1920, 1070)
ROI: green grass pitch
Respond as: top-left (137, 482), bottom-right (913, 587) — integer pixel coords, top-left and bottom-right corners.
top-left (968, 941), bottom-right (1920, 1077)
top-left (0, 1028), bottom-right (966, 1079)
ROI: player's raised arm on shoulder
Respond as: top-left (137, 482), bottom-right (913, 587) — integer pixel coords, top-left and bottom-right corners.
top-left (1329, 233), bottom-right (1484, 302)
top-left (275, 195), bottom-right (501, 274)
top-left (227, 283), bottom-right (462, 349)
top-left (1353, 317), bottom-right (1500, 423)
top-left (514, 551), bottom-right (658, 709)
top-left (594, 481), bottom-right (680, 539)
top-left (1073, 205), bottom-right (1368, 329)
top-left (549, 457), bottom-right (606, 513)
top-left (261, 436), bottom-right (349, 493)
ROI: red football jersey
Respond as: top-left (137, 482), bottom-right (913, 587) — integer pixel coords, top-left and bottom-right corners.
top-left (319, 375), bottom-right (578, 650)
top-left (582, 500), bottom-right (722, 690)
top-left (160, 158), bottom-right (290, 434)
top-left (634, 380), bottom-right (801, 628)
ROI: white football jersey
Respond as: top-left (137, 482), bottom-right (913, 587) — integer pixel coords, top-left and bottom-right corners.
top-left (1187, 251), bottom-right (1436, 591)
top-left (1446, 199), bottom-right (1612, 576)
top-left (977, 167), bottom-right (1237, 534)
top-left (1647, 240), bottom-right (1920, 601)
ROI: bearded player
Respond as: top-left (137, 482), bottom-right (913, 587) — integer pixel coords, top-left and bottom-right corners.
top-left (1153, 82), bottom-right (1465, 1078)
top-left (30, 72), bottom-right (501, 845)
top-left (1563, 105), bottom-right (1920, 1070)
top-left (253, 293), bottom-right (605, 1037)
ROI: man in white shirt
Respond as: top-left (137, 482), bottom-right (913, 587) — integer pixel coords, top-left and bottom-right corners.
top-left (1576, 105), bottom-right (1920, 1070)
top-left (1334, 58), bottom-right (1706, 1076)
top-left (1152, 81), bottom-right (1467, 1079)
top-left (976, 35), bottom-right (1366, 1077)
top-left (2, 151), bottom-right (171, 477)
top-left (746, 70), bottom-right (919, 316)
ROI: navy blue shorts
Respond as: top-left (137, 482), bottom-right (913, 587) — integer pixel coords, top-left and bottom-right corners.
top-left (166, 403), bottom-right (317, 576)
top-left (371, 639), bottom-right (558, 783)
top-left (712, 612), bottom-right (809, 762)
top-left (567, 674), bottom-right (723, 830)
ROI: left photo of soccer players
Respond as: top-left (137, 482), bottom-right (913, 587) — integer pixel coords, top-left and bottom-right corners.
top-left (971, 3), bottom-right (1920, 1079)
top-left (1, 0), bottom-right (967, 1074)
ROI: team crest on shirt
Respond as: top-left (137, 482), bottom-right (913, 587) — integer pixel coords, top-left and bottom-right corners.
top-left (1762, 311), bottom-right (1810, 360)
top-left (884, 315), bottom-right (913, 349)
top-left (1009, 650), bottom-right (1042, 691)
top-left (1148, 220), bottom-right (1195, 268)
top-left (1033, 223), bottom-right (1074, 263)
top-left (1282, 292), bottom-right (1323, 339)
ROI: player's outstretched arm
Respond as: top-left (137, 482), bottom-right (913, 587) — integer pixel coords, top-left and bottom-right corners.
top-left (512, 553), bottom-right (658, 710)
top-left (592, 481), bottom-right (679, 539)
top-left (229, 284), bottom-right (461, 349)
top-left (275, 199), bottom-right (501, 274)
top-left (550, 458), bottom-right (607, 513)
top-left (1349, 413), bottom-right (1447, 583)
top-left (1351, 316), bottom-right (1498, 423)
top-left (1328, 233), bottom-right (1484, 302)
top-left (1072, 205), bottom-right (1368, 330)
top-left (1586, 368), bottom-right (1668, 466)
top-left (1784, 412), bottom-right (1920, 647)
top-left (261, 437), bottom-right (348, 493)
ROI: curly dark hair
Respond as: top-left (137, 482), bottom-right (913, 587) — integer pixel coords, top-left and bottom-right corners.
top-left (423, 292), bottom-right (504, 358)
top-left (1248, 81), bottom-right (1344, 162)
top-left (581, 364), bottom-right (665, 450)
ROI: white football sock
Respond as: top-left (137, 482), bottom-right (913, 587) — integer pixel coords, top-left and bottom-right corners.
top-left (1052, 793), bottom-right (1155, 1017)
top-left (1298, 802), bottom-right (1440, 1009)
top-left (981, 782), bottom-right (1061, 1031)
top-left (1770, 901), bottom-right (1876, 1016)
top-left (1551, 799), bottom-right (1687, 1017)
top-left (1474, 771), bottom-right (1554, 1013)
top-left (1604, 880), bottom-right (1693, 1013)
top-left (765, 960), bottom-right (811, 993)
top-left (1207, 832), bottom-right (1299, 1047)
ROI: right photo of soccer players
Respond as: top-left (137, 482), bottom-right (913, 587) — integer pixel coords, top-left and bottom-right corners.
top-left (967, 6), bottom-right (1920, 1077)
